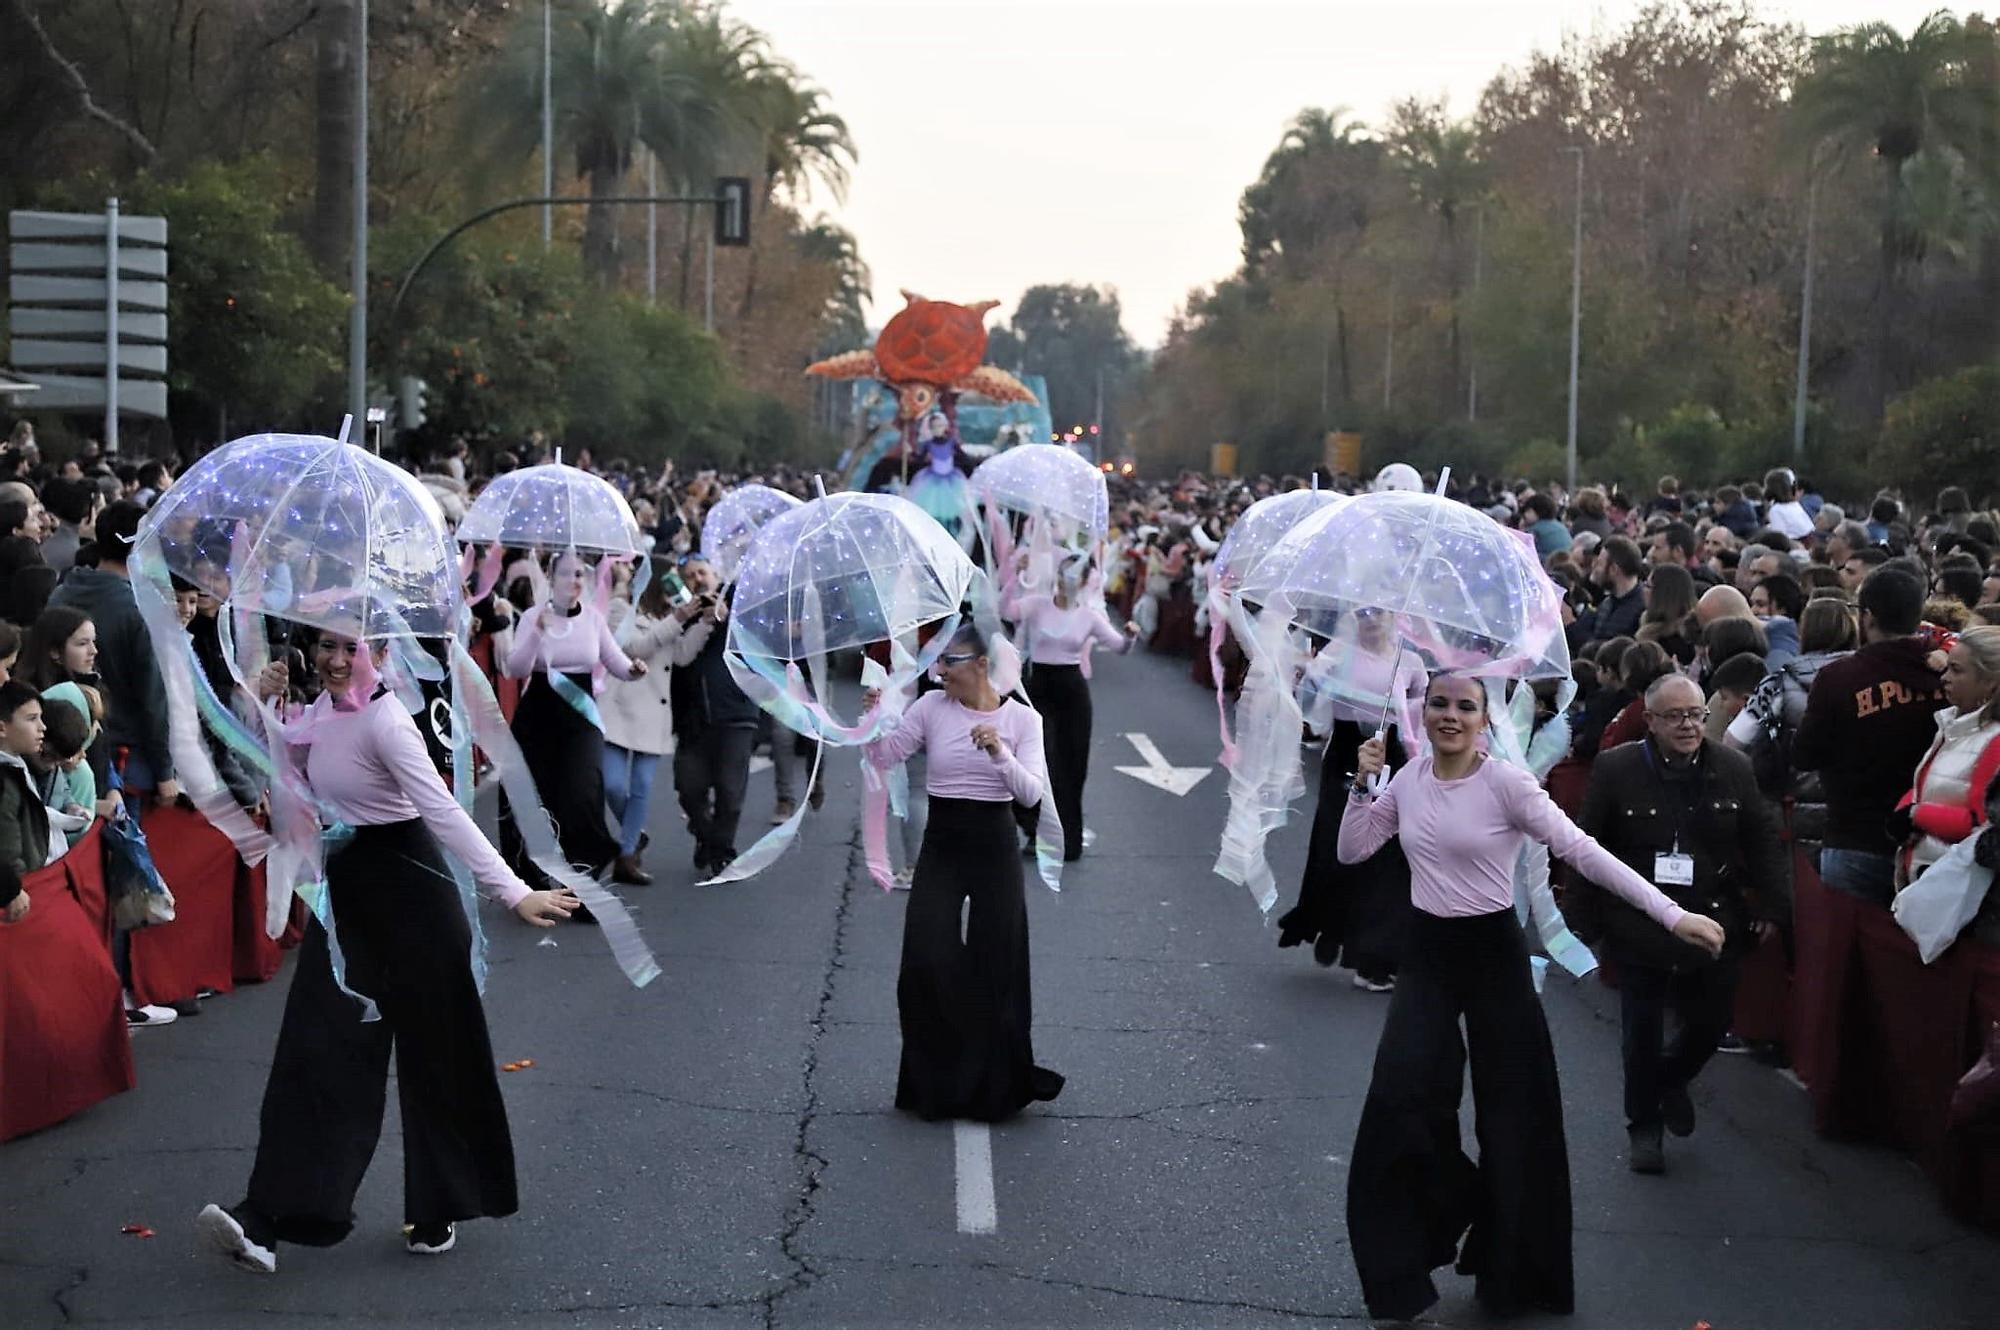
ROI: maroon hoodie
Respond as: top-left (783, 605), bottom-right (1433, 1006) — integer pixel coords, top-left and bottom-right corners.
top-left (1792, 637), bottom-right (1946, 853)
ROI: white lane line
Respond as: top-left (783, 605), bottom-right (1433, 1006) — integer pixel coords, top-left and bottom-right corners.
top-left (953, 1122), bottom-right (997, 1234)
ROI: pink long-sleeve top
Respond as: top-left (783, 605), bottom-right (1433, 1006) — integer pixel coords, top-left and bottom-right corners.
top-left (1011, 593), bottom-right (1133, 666)
top-left (297, 691), bottom-right (532, 909)
top-left (1339, 754), bottom-right (1686, 929)
top-left (864, 691), bottom-right (1045, 806)
top-left (502, 603), bottom-right (637, 682)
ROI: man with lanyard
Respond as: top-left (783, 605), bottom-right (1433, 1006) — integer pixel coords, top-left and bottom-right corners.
top-left (663, 553), bottom-right (758, 878)
top-left (1568, 673), bottom-right (1789, 1174)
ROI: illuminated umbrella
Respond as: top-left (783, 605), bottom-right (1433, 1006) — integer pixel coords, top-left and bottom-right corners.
top-left (700, 483), bottom-right (804, 585)
top-left (457, 462), bottom-right (642, 557)
top-left (969, 442), bottom-right (1109, 541)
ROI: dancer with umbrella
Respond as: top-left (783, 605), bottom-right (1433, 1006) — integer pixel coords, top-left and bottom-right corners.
top-left (462, 463), bottom-right (649, 893)
top-left (1264, 487), bottom-right (1728, 1320)
top-left (974, 443), bottom-right (1120, 861)
top-left (153, 434), bottom-right (579, 1273)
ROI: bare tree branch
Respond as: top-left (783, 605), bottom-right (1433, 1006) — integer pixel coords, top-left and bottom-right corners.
top-left (9, 0), bottom-right (162, 165)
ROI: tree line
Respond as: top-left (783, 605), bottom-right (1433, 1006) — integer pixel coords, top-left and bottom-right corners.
top-left (1, 0), bottom-right (866, 467)
top-left (1137, 2), bottom-right (2000, 500)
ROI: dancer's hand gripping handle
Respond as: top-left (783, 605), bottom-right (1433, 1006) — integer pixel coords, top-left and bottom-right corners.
top-left (1354, 732), bottom-right (1388, 796)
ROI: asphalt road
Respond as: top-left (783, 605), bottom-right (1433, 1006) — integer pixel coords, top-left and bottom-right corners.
top-left (4, 647), bottom-right (1994, 1329)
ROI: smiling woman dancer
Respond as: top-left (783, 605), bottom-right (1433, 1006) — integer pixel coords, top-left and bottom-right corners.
top-left (862, 622), bottom-right (1065, 1121)
top-left (1338, 672), bottom-right (1725, 1321)
top-left (196, 630), bottom-right (577, 1274)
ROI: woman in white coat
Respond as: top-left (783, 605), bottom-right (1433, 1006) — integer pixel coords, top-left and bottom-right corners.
top-left (602, 560), bottom-right (679, 885)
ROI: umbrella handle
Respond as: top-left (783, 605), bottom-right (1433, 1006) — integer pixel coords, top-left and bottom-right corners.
top-left (1368, 725), bottom-right (1390, 794)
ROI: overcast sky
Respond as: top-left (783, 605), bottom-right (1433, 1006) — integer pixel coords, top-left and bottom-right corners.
top-left (729, 1), bottom-right (1950, 347)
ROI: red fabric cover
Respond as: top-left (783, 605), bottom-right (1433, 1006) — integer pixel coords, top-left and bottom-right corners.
top-left (0, 863), bottom-right (135, 1141)
top-left (61, 821), bottom-right (111, 943)
top-left (231, 857), bottom-right (286, 984)
top-left (1730, 927), bottom-right (1791, 1044)
top-left (1597, 697), bottom-right (1647, 754)
top-left (1790, 851), bottom-right (2000, 1226)
top-left (128, 804), bottom-right (239, 1006)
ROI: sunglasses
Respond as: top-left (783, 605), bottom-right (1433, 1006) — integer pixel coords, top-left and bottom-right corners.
top-left (938, 651), bottom-right (980, 667)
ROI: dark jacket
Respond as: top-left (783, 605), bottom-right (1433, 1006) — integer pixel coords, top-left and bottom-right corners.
top-left (667, 612), bottom-right (758, 739)
top-left (48, 565), bottom-right (174, 784)
top-left (0, 753), bottom-right (51, 878)
top-left (1718, 498), bottom-right (1759, 540)
top-left (1791, 637), bottom-right (1946, 854)
top-left (1589, 583), bottom-right (1644, 643)
top-left (1570, 738), bottom-right (1788, 971)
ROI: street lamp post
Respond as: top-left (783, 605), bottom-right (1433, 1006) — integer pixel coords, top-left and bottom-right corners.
top-left (1468, 202), bottom-right (1484, 422)
top-left (541, 0), bottom-right (553, 250)
top-left (1564, 146), bottom-right (1584, 494)
top-left (346, 0), bottom-right (369, 426)
top-left (1793, 178), bottom-right (1818, 463)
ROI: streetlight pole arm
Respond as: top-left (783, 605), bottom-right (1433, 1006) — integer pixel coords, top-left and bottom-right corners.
top-left (384, 194), bottom-right (723, 344)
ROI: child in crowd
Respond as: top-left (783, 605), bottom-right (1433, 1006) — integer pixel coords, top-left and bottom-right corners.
top-left (37, 695), bottom-right (93, 861)
top-left (0, 679), bottom-right (50, 877)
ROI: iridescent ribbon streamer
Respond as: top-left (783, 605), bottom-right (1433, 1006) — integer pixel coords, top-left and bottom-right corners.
top-left (1211, 598), bottom-right (1307, 913)
top-left (547, 670), bottom-right (605, 731)
top-left (452, 642), bottom-right (660, 988)
top-left (1483, 676), bottom-right (1596, 986)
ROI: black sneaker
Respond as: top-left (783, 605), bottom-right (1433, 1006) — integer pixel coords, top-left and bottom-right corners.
top-left (1660, 1084), bottom-right (1696, 1138)
top-left (197, 1203), bottom-right (277, 1273)
top-left (1627, 1126), bottom-right (1665, 1174)
top-left (1715, 1032), bottom-right (1751, 1054)
top-left (404, 1221), bottom-right (455, 1255)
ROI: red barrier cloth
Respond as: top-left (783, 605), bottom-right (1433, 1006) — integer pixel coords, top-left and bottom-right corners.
top-left (127, 805), bottom-right (239, 1007)
top-left (0, 865), bottom-right (135, 1140)
top-left (1731, 929), bottom-right (1792, 1045)
top-left (61, 821), bottom-right (111, 943)
top-left (231, 858), bottom-right (286, 984)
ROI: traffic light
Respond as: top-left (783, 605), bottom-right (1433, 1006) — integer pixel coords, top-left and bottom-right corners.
top-left (398, 375), bottom-right (429, 432)
top-left (715, 177), bottom-right (752, 248)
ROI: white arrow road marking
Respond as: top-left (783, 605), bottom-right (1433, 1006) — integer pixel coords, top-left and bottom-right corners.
top-left (954, 1122), bottom-right (997, 1234)
top-left (1114, 732), bottom-right (1212, 796)
top-left (749, 755), bottom-right (772, 775)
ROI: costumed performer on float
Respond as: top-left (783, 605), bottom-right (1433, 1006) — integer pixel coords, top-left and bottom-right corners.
top-left (1336, 671), bottom-right (1725, 1321)
top-left (198, 630), bottom-right (577, 1273)
top-left (861, 623), bottom-right (1065, 1121)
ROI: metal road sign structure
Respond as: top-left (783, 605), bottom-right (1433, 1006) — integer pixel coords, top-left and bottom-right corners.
top-left (7, 201), bottom-right (170, 446)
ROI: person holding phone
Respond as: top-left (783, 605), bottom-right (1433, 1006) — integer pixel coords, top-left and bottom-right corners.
top-left (860, 623), bottom-right (1064, 1122)
top-left (661, 553), bottom-right (756, 878)
top-left (1337, 672), bottom-right (1725, 1323)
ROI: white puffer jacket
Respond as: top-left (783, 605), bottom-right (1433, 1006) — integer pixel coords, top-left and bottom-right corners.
top-left (1906, 705), bottom-right (2000, 879)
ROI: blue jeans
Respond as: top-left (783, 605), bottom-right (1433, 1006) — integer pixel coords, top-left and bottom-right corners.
top-left (1818, 847), bottom-right (1895, 909)
top-left (602, 744), bottom-right (661, 858)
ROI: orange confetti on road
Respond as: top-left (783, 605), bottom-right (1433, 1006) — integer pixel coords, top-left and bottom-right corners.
top-left (501, 1059), bottom-right (536, 1072)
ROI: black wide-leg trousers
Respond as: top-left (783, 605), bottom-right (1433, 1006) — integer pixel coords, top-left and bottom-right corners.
top-left (1347, 906), bottom-right (1573, 1321)
top-left (244, 821), bottom-right (518, 1245)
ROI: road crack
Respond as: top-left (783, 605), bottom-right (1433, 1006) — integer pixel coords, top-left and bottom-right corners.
top-left (759, 822), bottom-right (864, 1329)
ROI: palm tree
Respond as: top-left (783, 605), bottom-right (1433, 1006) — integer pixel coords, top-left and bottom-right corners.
top-left (738, 73), bottom-right (857, 318)
top-left (1389, 102), bottom-right (1486, 410)
top-left (1791, 11), bottom-right (1998, 417)
top-left (471, 0), bottom-right (763, 286)
top-left (655, 4), bottom-right (770, 309)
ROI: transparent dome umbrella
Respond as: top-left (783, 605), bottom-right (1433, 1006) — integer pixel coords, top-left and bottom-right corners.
top-left (700, 483), bottom-right (804, 585)
top-left (969, 442), bottom-right (1110, 541)
top-left (457, 462), bottom-right (642, 557)
top-left (714, 490), bottom-right (990, 891)
top-left (1209, 486), bottom-right (1347, 601)
top-left (139, 433), bottom-right (459, 640)
top-left (729, 490), bottom-right (976, 665)
top-left (1238, 487), bottom-right (1569, 686)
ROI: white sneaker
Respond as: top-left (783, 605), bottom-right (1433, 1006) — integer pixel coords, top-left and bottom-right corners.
top-left (891, 867), bottom-right (915, 891)
top-left (126, 1003), bottom-right (179, 1027)
top-left (196, 1203), bottom-right (276, 1274)
top-left (404, 1221), bottom-right (456, 1254)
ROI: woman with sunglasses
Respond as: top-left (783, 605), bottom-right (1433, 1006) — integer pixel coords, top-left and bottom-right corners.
top-left (1005, 549), bottom-right (1139, 861)
top-left (1339, 672), bottom-right (1725, 1322)
top-left (862, 624), bottom-right (1065, 1121)
top-left (198, 631), bottom-right (577, 1275)
top-left (499, 550), bottom-right (647, 895)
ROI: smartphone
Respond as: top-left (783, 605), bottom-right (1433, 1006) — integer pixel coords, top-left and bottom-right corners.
top-left (660, 569), bottom-right (694, 607)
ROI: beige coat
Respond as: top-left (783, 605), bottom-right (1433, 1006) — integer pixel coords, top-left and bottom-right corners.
top-left (601, 600), bottom-right (677, 755)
